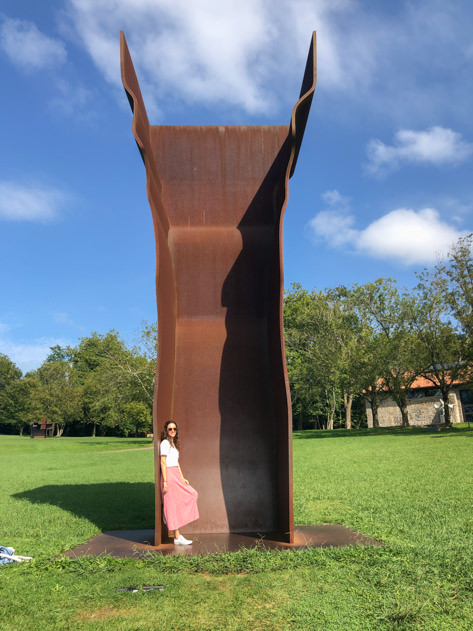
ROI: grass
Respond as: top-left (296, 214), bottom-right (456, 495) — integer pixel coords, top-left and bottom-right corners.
top-left (1, 428), bottom-right (473, 629)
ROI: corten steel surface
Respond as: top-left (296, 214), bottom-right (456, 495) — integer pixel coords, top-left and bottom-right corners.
top-left (64, 525), bottom-right (381, 558)
top-left (120, 32), bottom-right (316, 546)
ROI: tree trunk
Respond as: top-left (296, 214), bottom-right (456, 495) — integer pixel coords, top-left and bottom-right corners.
top-left (19, 425), bottom-right (24, 436)
top-left (327, 412), bottom-right (334, 431)
top-left (343, 392), bottom-right (353, 430)
top-left (363, 387), bottom-right (380, 428)
top-left (92, 423), bottom-right (96, 437)
top-left (371, 399), bottom-right (380, 428)
top-left (327, 388), bottom-right (336, 430)
top-left (392, 391), bottom-right (410, 427)
top-left (442, 391), bottom-right (452, 427)
top-left (400, 403), bottom-right (409, 427)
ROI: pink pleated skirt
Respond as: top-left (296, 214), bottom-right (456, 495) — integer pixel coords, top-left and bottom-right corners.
top-left (161, 467), bottom-right (199, 531)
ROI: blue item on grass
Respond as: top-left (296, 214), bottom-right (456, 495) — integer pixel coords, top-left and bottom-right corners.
top-left (0, 546), bottom-right (32, 565)
top-left (0, 546), bottom-right (15, 565)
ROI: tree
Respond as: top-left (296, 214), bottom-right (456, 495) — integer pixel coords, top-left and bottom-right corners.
top-left (46, 345), bottom-right (74, 364)
top-left (0, 354), bottom-right (29, 434)
top-left (0, 353), bottom-right (22, 388)
top-left (354, 279), bottom-right (423, 427)
top-left (328, 285), bottom-right (391, 429)
top-left (357, 332), bottom-right (390, 428)
top-left (0, 330), bottom-right (155, 438)
top-left (414, 267), bottom-right (471, 427)
top-left (138, 320), bottom-right (158, 362)
top-left (121, 401), bottom-right (152, 436)
top-left (70, 331), bottom-right (154, 436)
top-left (441, 233), bottom-right (473, 338)
top-left (24, 362), bottom-right (83, 436)
top-left (285, 285), bottom-right (324, 429)
top-left (286, 283), bottom-right (389, 430)
top-left (326, 286), bottom-right (380, 430)
top-left (285, 284), bottom-right (348, 430)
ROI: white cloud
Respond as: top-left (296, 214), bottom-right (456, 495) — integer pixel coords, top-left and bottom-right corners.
top-left (321, 189), bottom-right (351, 210)
top-left (309, 211), bottom-right (357, 248)
top-left (60, 0), bottom-right (473, 120)
top-left (0, 337), bottom-right (72, 374)
top-left (64, 0), bottom-right (362, 115)
top-left (0, 182), bottom-right (67, 222)
top-left (0, 17), bottom-right (66, 71)
top-left (365, 127), bottom-right (473, 175)
top-left (308, 190), bottom-right (357, 246)
top-left (356, 208), bottom-right (465, 265)
top-left (53, 312), bottom-right (74, 325)
top-left (308, 190), bottom-right (468, 265)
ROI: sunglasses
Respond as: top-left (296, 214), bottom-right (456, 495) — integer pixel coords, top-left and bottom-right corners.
top-left (167, 427), bottom-right (177, 432)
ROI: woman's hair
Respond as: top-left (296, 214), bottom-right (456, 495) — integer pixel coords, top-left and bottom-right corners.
top-left (160, 419), bottom-right (180, 450)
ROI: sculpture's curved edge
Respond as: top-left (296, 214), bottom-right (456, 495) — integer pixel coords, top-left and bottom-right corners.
top-left (288, 31), bottom-right (317, 179)
top-left (121, 31), bottom-right (177, 546)
top-left (272, 32), bottom-right (317, 542)
top-left (120, 34), bottom-right (150, 163)
top-left (120, 32), bottom-right (166, 211)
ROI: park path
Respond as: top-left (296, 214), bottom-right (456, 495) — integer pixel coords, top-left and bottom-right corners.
top-left (98, 446), bottom-right (154, 454)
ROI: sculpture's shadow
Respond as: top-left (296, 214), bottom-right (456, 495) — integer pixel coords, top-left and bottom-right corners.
top-left (12, 482), bottom-right (155, 530)
top-left (219, 140), bottom-right (291, 534)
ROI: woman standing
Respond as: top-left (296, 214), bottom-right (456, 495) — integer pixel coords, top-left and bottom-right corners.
top-left (160, 420), bottom-right (199, 545)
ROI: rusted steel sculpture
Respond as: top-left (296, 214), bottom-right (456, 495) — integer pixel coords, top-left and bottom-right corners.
top-left (120, 31), bottom-right (316, 546)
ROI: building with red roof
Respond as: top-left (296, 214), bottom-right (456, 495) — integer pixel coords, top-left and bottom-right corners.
top-left (366, 376), bottom-right (473, 428)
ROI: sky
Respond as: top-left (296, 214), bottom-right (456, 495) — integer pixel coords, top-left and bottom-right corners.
top-left (1, 0), bottom-right (473, 373)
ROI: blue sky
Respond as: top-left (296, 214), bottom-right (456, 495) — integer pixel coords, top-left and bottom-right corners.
top-left (1, 0), bottom-right (473, 373)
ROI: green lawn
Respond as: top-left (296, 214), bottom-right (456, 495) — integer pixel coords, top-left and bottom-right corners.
top-left (1, 428), bottom-right (473, 630)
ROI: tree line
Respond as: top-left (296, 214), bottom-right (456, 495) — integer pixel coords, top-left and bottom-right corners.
top-left (0, 323), bottom-right (157, 437)
top-left (1, 236), bottom-right (473, 436)
top-left (285, 235), bottom-right (473, 430)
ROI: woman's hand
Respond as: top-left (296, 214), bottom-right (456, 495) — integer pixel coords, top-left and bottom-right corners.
top-left (163, 481), bottom-right (168, 494)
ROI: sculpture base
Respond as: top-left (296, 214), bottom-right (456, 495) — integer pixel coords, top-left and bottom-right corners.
top-left (64, 525), bottom-right (381, 558)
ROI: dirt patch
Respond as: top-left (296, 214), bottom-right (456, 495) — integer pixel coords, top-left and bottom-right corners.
top-left (75, 605), bottom-right (129, 621)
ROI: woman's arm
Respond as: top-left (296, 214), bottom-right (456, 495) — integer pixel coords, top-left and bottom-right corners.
top-left (160, 455), bottom-right (168, 493)
top-left (178, 463), bottom-right (189, 485)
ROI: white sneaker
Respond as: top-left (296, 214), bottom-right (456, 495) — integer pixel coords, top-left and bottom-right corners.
top-left (174, 535), bottom-right (193, 545)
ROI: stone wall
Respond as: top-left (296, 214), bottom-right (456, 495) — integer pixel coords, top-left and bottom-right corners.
top-left (366, 390), bottom-right (463, 428)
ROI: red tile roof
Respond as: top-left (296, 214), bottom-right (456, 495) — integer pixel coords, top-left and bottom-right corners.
top-left (370, 371), bottom-right (470, 393)
top-left (410, 375), bottom-right (464, 389)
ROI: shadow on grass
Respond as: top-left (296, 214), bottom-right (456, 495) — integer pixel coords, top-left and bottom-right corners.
top-left (293, 426), bottom-right (473, 440)
top-left (428, 430), bottom-right (473, 439)
top-left (12, 482), bottom-right (155, 530)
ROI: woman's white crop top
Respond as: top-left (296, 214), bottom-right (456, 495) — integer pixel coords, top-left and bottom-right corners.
top-left (160, 439), bottom-right (179, 467)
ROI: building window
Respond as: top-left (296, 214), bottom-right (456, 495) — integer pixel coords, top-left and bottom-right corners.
top-left (408, 387), bottom-right (442, 399)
